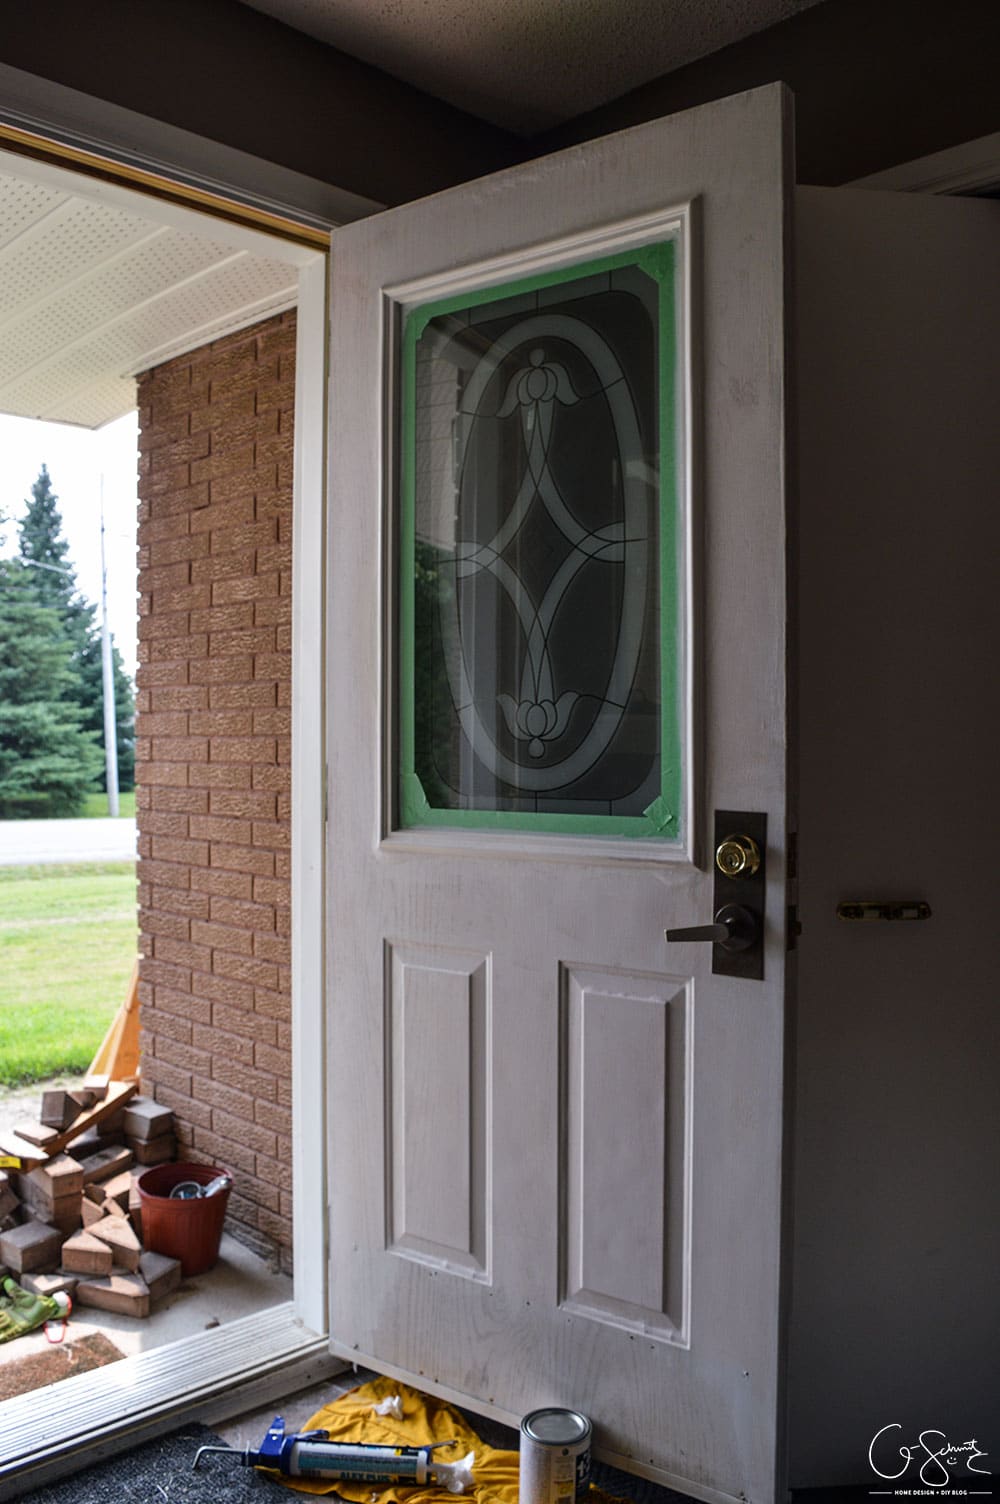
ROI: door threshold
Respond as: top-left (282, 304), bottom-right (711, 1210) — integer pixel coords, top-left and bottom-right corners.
top-left (0, 1301), bottom-right (346, 1499)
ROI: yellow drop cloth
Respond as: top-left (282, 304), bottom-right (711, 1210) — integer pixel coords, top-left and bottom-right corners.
top-left (273, 1375), bottom-right (516, 1502)
top-left (276, 1375), bottom-right (617, 1504)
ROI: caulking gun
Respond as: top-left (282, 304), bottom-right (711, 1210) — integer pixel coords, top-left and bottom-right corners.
top-left (192, 1415), bottom-right (475, 1491)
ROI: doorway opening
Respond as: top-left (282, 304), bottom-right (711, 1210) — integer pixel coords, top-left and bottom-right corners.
top-left (0, 130), bottom-right (335, 1493)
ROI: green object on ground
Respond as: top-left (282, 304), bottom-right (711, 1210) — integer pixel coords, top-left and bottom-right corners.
top-left (0, 1277), bottom-right (69, 1343)
top-left (0, 862), bottom-right (136, 1086)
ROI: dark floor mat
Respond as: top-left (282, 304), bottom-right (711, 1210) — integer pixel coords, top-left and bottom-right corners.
top-left (14, 1413), bottom-right (700, 1504)
top-left (10, 1424), bottom-right (277, 1503)
top-left (15, 1411), bottom-right (835, 1504)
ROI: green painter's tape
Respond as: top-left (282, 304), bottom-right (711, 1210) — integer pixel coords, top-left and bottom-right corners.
top-left (642, 795), bottom-right (676, 835)
top-left (399, 239), bottom-right (682, 843)
top-left (397, 802), bottom-right (674, 839)
top-left (400, 772), bottom-right (432, 827)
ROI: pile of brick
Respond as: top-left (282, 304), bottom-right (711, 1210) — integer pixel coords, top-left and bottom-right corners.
top-left (0, 1083), bottom-right (182, 1317)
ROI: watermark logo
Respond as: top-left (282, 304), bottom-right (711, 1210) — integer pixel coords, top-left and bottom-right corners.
top-left (869, 1424), bottom-right (992, 1496)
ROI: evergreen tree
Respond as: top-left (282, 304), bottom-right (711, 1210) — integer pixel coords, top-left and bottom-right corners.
top-left (17, 466), bottom-right (135, 791)
top-left (16, 466), bottom-right (73, 605)
top-left (0, 562), bottom-right (103, 817)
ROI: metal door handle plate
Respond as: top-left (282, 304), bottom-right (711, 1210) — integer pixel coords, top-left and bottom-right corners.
top-left (664, 810), bottom-right (767, 980)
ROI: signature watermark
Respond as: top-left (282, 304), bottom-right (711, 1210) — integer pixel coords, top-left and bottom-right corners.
top-left (869, 1424), bottom-right (992, 1496)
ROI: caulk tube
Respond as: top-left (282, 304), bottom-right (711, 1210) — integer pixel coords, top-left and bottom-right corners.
top-left (246, 1418), bottom-right (474, 1491)
top-left (276, 1438), bottom-right (475, 1491)
top-left (282, 1440), bottom-right (430, 1482)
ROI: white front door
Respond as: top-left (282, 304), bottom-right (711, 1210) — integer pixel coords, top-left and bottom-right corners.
top-left (326, 84), bottom-right (791, 1504)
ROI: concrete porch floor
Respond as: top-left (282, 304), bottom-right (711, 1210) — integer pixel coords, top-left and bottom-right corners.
top-left (208, 1364), bottom-right (377, 1455)
top-left (0, 1232), bottom-right (293, 1378)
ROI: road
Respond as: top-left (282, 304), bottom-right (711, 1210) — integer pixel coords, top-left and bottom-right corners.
top-left (0, 817), bottom-right (137, 866)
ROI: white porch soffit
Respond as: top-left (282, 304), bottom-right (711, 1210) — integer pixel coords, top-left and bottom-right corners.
top-left (0, 152), bottom-right (299, 430)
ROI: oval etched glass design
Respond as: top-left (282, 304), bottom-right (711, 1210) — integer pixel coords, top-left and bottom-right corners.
top-left (401, 248), bottom-right (679, 838)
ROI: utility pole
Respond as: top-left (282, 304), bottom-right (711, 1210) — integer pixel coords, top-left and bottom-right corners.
top-left (99, 478), bottom-right (120, 818)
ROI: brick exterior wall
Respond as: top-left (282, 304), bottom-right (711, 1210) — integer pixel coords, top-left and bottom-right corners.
top-left (134, 312), bottom-right (296, 1274)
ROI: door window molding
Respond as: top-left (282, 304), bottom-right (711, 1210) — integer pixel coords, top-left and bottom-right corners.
top-left (380, 202), bottom-right (699, 866)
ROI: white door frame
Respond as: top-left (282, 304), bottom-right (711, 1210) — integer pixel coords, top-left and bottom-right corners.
top-left (288, 250), bottom-right (330, 1327)
top-left (0, 64), bottom-right (381, 1494)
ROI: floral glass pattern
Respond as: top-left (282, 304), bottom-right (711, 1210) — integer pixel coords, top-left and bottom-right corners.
top-left (399, 243), bottom-right (680, 839)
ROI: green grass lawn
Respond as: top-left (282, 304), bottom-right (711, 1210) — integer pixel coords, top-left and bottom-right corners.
top-left (79, 790), bottom-right (136, 819)
top-left (0, 862), bottom-right (137, 1087)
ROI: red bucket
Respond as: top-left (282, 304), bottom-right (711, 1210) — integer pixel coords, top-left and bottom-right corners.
top-left (137, 1163), bottom-right (232, 1277)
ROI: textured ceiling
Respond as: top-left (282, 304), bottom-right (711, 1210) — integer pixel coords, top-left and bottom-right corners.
top-left (238, 0), bottom-right (826, 134)
top-left (0, 155), bottom-right (300, 429)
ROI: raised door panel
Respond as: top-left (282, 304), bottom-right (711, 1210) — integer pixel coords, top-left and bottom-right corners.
top-left (561, 966), bottom-right (690, 1341)
top-left (387, 942), bottom-right (491, 1279)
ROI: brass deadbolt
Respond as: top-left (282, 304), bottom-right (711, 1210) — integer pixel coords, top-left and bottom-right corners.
top-left (715, 833), bottom-right (762, 880)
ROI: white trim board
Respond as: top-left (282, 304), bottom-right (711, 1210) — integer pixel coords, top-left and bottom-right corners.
top-left (290, 251), bottom-right (330, 1332)
top-left (850, 131), bottom-right (1000, 195)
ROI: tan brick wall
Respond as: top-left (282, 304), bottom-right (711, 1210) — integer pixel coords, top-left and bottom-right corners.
top-left (134, 312), bottom-right (295, 1274)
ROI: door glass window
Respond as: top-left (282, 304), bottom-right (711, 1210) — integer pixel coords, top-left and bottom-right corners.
top-left (399, 242), bottom-right (681, 839)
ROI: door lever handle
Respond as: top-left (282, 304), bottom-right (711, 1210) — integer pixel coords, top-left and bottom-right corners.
top-left (665, 903), bottom-right (759, 953)
top-left (665, 920), bottom-right (730, 944)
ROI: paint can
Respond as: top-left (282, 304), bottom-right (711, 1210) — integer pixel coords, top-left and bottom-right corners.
top-left (519, 1408), bottom-right (592, 1504)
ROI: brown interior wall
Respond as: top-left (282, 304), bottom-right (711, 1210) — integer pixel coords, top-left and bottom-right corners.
top-left (134, 312), bottom-right (295, 1274)
top-left (536, 0), bottom-right (1000, 186)
top-left (791, 185), bottom-right (999, 1487)
top-left (0, 0), bottom-right (519, 206)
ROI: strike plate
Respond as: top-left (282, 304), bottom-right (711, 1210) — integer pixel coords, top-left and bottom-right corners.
top-left (836, 901), bottom-right (932, 922)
